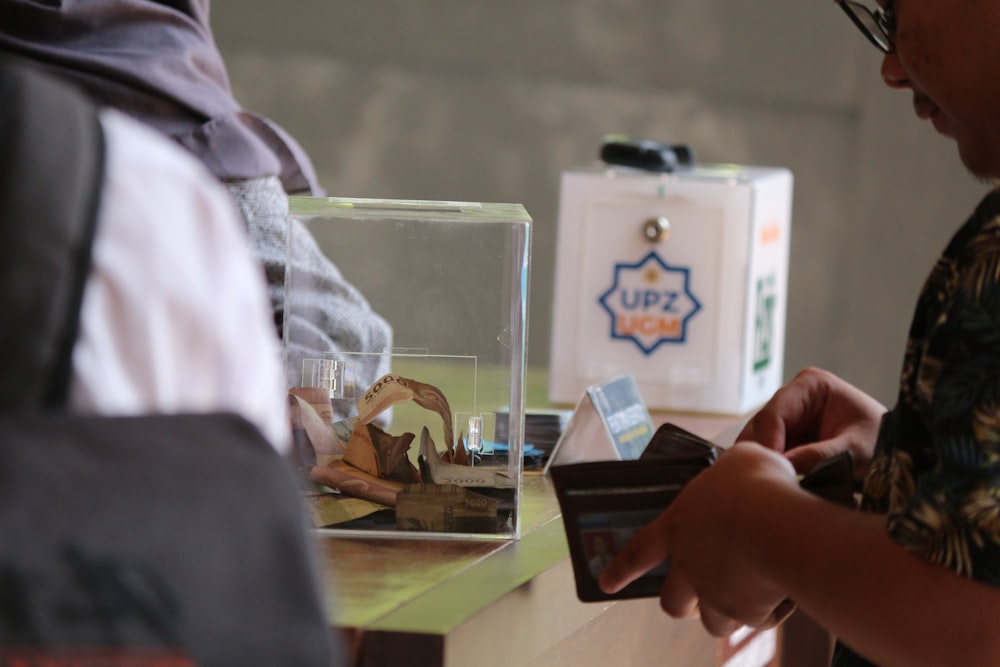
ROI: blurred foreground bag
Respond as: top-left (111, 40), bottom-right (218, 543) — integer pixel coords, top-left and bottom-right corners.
top-left (0, 59), bottom-right (338, 665)
top-left (0, 412), bottom-right (337, 667)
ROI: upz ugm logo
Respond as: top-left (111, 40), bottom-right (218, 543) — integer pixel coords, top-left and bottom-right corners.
top-left (598, 251), bottom-right (701, 355)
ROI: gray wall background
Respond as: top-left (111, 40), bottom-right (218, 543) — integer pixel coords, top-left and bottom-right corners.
top-left (212, 0), bottom-right (987, 408)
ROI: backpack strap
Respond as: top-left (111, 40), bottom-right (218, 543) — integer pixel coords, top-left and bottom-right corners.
top-left (0, 57), bottom-right (105, 410)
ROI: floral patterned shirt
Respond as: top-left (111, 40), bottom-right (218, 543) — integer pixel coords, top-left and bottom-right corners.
top-left (833, 188), bottom-right (1000, 665)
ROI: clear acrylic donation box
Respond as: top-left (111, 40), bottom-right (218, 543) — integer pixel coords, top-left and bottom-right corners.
top-left (284, 197), bottom-right (531, 540)
top-left (548, 164), bottom-right (793, 415)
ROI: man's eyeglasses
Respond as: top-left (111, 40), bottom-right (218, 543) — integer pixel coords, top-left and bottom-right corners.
top-left (836, 0), bottom-right (894, 53)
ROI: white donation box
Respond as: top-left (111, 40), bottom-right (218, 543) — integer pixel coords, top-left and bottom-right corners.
top-left (548, 164), bottom-right (793, 415)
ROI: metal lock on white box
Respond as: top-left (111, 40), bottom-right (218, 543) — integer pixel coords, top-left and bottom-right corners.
top-left (548, 162), bottom-right (793, 415)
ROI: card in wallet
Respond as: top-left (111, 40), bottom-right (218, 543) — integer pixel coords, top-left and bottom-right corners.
top-left (550, 422), bottom-right (855, 602)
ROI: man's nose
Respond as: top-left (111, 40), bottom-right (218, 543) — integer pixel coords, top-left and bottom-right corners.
top-left (881, 52), bottom-right (909, 89)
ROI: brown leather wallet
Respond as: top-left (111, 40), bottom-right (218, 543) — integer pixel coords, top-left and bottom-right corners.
top-left (550, 422), bottom-right (855, 602)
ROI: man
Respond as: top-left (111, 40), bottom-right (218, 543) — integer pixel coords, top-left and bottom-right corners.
top-left (599, 2), bottom-right (1000, 665)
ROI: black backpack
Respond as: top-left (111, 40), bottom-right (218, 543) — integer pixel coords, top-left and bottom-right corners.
top-left (0, 57), bottom-right (340, 666)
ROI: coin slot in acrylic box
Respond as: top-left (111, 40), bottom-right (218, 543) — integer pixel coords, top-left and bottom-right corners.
top-left (284, 197), bottom-right (531, 540)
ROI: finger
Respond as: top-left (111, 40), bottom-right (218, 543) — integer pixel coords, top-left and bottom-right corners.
top-left (738, 410), bottom-right (787, 452)
top-left (598, 514), bottom-right (672, 595)
top-left (658, 566), bottom-right (699, 619)
top-left (767, 599), bottom-right (798, 627)
top-left (744, 598), bottom-right (798, 631)
top-left (697, 604), bottom-right (744, 638)
top-left (742, 371), bottom-right (834, 451)
top-left (784, 440), bottom-right (842, 474)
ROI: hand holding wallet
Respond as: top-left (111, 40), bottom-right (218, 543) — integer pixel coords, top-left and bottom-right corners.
top-left (550, 422), bottom-right (855, 602)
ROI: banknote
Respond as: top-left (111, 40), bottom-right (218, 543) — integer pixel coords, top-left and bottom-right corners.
top-left (395, 483), bottom-right (497, 533)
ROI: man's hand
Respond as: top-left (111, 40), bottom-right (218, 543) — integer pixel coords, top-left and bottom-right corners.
top-left (738, 367), bottom-right (886, 476)
top-left (598, 443), bottom-right (801, 635)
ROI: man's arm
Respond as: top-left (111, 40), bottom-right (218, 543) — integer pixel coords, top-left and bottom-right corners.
top-left (600, 443), bottom-right (1000, 667)
top-left (765, 484), bottom-right (1000, 667)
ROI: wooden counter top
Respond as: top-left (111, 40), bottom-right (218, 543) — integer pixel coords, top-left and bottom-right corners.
top-left (318, 404), bottom-right (748, 667)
